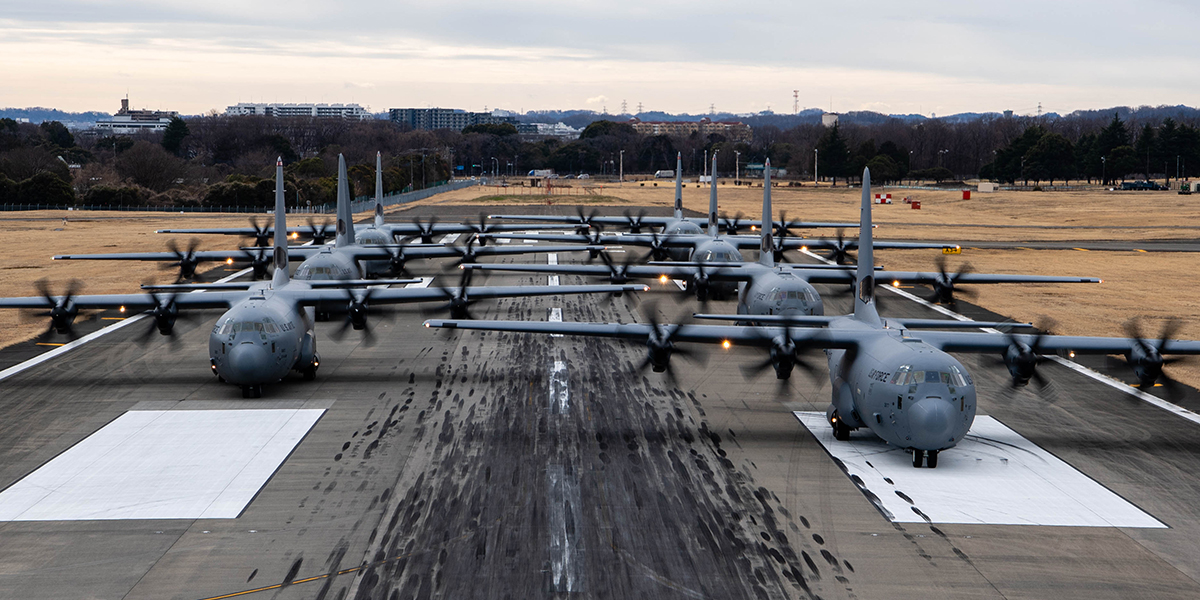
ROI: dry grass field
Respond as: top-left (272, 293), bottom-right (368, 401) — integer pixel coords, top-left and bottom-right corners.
top-left (1, 183), bottom-right (1197, 388)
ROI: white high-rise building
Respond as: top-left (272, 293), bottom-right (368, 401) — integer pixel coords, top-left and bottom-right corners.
top-left (225, 103), bottom-right (371, 120)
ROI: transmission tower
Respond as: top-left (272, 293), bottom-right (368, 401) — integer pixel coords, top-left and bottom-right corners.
top-left (709, 103), bottom-right (715, 115)
top-left (621, 99), bottom-right (627, 114)
top-left (793, 90), bottom-right (799, 114)
top-left (637, 102), bottom-right (643, 114)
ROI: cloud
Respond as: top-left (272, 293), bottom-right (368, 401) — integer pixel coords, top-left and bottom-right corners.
top-left (585, 95), bottom-right (608, 105)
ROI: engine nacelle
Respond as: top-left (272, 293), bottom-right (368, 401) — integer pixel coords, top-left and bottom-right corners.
top-left (1127, 343), bottom-right (1164, 387)
top-left (1004, 342), bottom-right (1037, 386)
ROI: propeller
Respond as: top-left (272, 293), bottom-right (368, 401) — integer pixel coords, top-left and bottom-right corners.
top-left (995, 318), bottom-right (1057, 388)
top-left (598, 250), bottom-right (646, 293)
top-left (413, 216), bottom-right (439, 244)
top-left (306, 218), bottom-right (331, 245)
top-left (136, 288), bottom-right (193, 347)
top-left (623, 209), bottom-right (647, 233)
top-left (1119, 318), bottom-right (1194, 399)
top-left (247, 217), bottom-right (272, 247)
top-left (238, 247), bottom-right (271, 280)
top-left (430, 269), bottom-right (479, 320)
top-left (638, 304), bottom-right (707, 387)
top-left (685, 260), bottom-right (715, 303)
top-left (929, 255), bottom-right (977, 305)
top-left (720, 212), bottom-right (745, 235)
top-left (26, 279), bottom-right (82, 336)
top-left (467, 213), bottom-right (492, 245)
top-left (329, 287), bottom-right (387, 346)
top-left (384, 246), bottom-right (411, 277)
top-left (820, 229), bottom-right (855, 265)
top-left (647, 232), bottom-right (673, 261)
top-left (776, 210), bottom-right (805, 236)
top-left (573, 207), bottom-right (600, 234)
top-left (162, 238), bottom-right (202, 281)
top-left (448, 237), bottom-right (482, 266)
top-left (771, 212), bottom-right (797, 263)
top-left (740, 324), bottom-right (821, 392)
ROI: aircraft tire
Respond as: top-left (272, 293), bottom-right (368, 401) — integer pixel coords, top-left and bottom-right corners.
top-left (833, 420), bottom-right (851, 441)
top-left (912, 450), bottom-right (925, 468)
top-left (927, 450), bottom-right (939, 468)
top-left (242, 385), bottom-right (262, 399)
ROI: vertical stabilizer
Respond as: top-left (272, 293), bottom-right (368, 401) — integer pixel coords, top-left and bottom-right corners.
top-left (271, 158), bottom-right (289, 287)
top-left (759, 159), bottom-right (774, 268)
top-left (336, 154), bottom-right (355, 248)
top-left (374, 151), bottom-right (385, 227)
top-left (853, 168), bottom-right (880, 325)
top-left (708, 154), bottom-right (719, 237)
top-left (673, 152), bottom-right (683, 219)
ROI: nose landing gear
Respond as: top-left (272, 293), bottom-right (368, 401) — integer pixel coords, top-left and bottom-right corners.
top-left (241, 385), bottom-right (263, 399)
top-left (912, 449), bottom-right (939, 468)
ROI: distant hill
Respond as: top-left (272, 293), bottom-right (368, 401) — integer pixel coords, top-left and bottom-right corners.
top-left (0, 107), bottom-right (111, 125)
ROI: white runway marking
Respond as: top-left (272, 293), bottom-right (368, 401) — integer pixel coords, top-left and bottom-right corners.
top-left (549, 360), bottom-right (569, 413)
top-left (406, 277), bottom-right (434, 289)
top-left (440, 233), bottom-right (461, 244)
top-left (797, 249), bottom-right (1200, 427)
top-left (673, 279), bottom-right (687, 291)
top-left (499, 239), bottom-right (512, 244)
top-left (524, 239), bottom-right (539, 244)
top-left (548, 254), bottom-right (563, 337)
top-left (546, 464), bottom-right (584, 592)
top-left (547, 254), bottom-right (559, 266)
top-left (0, 409), bottom-right (324, 521)
top-left (793, 412), bottom-right (1165, 528)
top-left (548, 275), bottom-right (560, 286)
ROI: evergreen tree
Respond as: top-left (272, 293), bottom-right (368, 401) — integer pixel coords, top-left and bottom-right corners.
top-left (1134, 124), bottom-right (1157, 179)
top-left (161, 117), bottom-right (190, 156)
top-left (815, 123), bottom-right (849, 185)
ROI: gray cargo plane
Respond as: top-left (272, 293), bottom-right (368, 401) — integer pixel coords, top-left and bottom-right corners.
top-left (55, 153), bottom-right (603, 284)
top-left (3, 159), bottom-right (643, 398)
top-left (462, 161), bottom-right (1099, 308)
top-left (425, 167), bottom-right (1200, 467)
top-left (155, 153), bottom-right (564, 247)
top-left (481, 156), bottom-right (956, 268)
top-left (489, 153), bottom-right (853, 235)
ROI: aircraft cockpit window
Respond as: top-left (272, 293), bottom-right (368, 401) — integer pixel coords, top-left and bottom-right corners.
top-left (888, 366), bottom-right (911, 385)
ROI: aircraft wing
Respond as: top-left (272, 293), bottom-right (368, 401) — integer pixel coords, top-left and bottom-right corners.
top-left (157, 226), bottom-right (309, 236)
top-left (422, 319), bottom-right (864, 350)
top-left (916, 330), bottom-right (1200, 356)
top-left (692, 313), bottom-right (1034, 330)
top-left (875, 272), bottom-right (1102, 285)
top-left (488, 214), bottom-right (678, 227)
top-left (482, 233), bottom-right (699, 247)
top-left (341, 244), bottom-right (606, 261)
top-left (293, 284), bottom-right (646, 306)
top-left (777, 239), bottom-right (961, 251)
top-left (460, 263), bottom-right (757, 281)
top-left (0, 291), bottom-right (243, 311)
top-left (55, 251), bottom-right (252, 262)
top-left (385, 223), bottom-right (566, 237)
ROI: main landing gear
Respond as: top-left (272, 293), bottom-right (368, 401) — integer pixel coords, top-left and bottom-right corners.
top-left (241, 385), bottom-right (263, 399)
top-left (912, 449), bottom-right (939, 468)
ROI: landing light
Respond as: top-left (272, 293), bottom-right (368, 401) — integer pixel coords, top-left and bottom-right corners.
top-left (291, 232), bottom-right (299, 239)
top-left (119, 306), bottom-right (125, 313)
top-left (1068, 351), bottom-right (1076, 358)
top-left (892, 280), bottom-right (901, 287)
top-left (722, 340), bottom-right (731, 349)
top-left (659, 275), bottom-right (668, 284)
top-left (800, 245), bottom-right (808, 251)
top-left (226, 258), bottom-right (234, 265)
top-left (750, 226), bottom-right (757, 231)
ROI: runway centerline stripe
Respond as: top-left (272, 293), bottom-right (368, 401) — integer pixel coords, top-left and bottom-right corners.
top-left (548, 253), bottom-right (563, 337)
top-left (800, 248), bottom-right (1200, 427)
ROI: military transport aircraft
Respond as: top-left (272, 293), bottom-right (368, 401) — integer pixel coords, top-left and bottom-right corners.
top-left (425, 167), bottom-right (1200, 468)
top-left (462, 161), bottom-right (1099, 307)
top-left (481, 156), bottom-right (957, 265)
top-left (54, 154), bottom-right (604, 283)
top-left (3, 159), bottom-right (643, 398)
top-left (488, 153), bottom-right (854, 236)
top-left (154, 154), bottom-right (564, 246)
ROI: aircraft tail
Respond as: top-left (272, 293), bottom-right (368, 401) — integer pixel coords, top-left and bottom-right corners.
top-left (708, 153), bottom-right (718, 237)
top-left (759, 159), bottom-right (774, 268)
top-left (271, 157), bottom-right (289, 287)
top-left (374, 151), bottom-right (385, 227)
top-left (674, 152), bottom-right (683, 219)
top-left (336, 154), bottom-right (355, 247)
top-left (853, 167), bottom-right (880, 325)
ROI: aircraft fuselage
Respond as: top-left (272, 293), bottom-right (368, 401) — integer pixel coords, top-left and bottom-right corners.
top-left (208, 288), bottom-right (316, 391)
top-left (737, 268), bottom-right (825, 318)
top-left (825, 320), bottom-right (976, 452)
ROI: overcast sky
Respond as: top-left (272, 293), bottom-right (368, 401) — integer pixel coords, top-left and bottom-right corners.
top-left (3, 1), bottom-right (1198, 116)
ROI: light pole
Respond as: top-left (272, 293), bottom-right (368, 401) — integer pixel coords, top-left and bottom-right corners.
top-left (813, 148), bottom-right (818, 184)
top-left (938, 149), bottom-right (949, 168)
top-left (734, 150), bottom-right (741, 183)
top-left (703, 149), bottom-right (708, 178)
top-left (490, 157), bottom-right (498, 180)
top-left (1101, 156), bottom-right (1107, 186)
top-left (619, 150), bottom-right (624, 182)
top-left (421, 153), bottom-right (426, 189)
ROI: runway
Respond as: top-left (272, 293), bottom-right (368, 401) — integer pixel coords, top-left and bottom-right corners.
top-left (1, 205), bottom-right (1199, 599)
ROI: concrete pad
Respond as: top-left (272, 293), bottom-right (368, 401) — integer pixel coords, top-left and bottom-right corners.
top-left (794, 411), bottom-right (1166, 528)
top-left (0, 409), bottom-right (323, 521)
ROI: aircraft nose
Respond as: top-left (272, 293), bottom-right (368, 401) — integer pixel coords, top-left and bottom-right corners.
top-left (223, 342), bottom-right (271, 385)
top-left (908, 396), bottom-right (957, 450)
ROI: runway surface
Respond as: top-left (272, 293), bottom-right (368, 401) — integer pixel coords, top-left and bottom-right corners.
top-left (0, 205), bottom-right (1199, 599)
